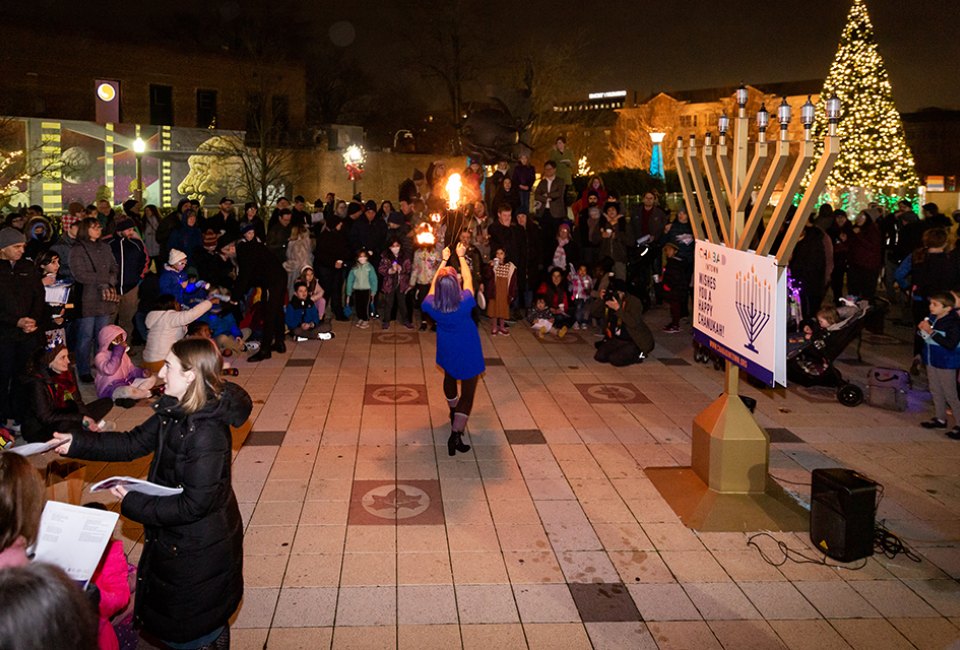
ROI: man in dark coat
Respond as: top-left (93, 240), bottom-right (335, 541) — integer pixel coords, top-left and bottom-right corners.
top-left (111, 217), bottom-right (150, 339)
top-left (0, 228), bottom-right (45, 431)
top-left (235, 225), bottom-right (287, 360)
top-left (314, 218), bottom-right (352, 321)
top-left (349, 200), bottom-right (388, 260)
top-left (156, 199), bottom-right (188, 263)
top-left (488, 204), bottom-right (524, 265)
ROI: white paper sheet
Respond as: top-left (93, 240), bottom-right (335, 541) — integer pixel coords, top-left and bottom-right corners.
top-left (90, 476), bottom-right (184, 497)
top-left (5, 439), bottom-right (65, 457)
top-left (33, 501), bottom-right (119, 587)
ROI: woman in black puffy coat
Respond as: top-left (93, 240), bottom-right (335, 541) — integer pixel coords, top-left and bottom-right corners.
top-left (54, 337), bottom-right (252, 649)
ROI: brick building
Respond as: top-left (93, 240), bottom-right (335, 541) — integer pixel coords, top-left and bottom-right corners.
top-left (0, 25), bottom-right (306, 132)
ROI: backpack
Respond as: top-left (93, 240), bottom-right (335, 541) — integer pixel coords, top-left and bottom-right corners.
top-left (866, 367), bottom-right (910, 411)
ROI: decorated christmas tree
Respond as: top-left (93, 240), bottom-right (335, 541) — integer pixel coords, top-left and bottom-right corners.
top-left (806, 0), bottom-right (919, 198)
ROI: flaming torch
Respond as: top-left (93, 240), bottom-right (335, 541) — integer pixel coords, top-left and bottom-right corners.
top-left (445, 173), bottom-right (462, 210)
top-left (415, 222), bottom-right (436, 247)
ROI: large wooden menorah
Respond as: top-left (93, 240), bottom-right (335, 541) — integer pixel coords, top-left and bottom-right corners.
top-left (673, 86), bottom-right (841, 498)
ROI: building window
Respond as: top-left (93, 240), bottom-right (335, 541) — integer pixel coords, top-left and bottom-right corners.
top-left (245, 93), bottom-right (263, 134)
top-left (272, 95), bottom-right (289, 132)
top-left (149, 84), bottom-right (173, 126)
top-left (197, 89), bottom-right (217, 129)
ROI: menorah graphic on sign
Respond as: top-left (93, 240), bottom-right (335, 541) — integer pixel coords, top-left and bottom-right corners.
top-left (735, 269), bottom-right (771, 353)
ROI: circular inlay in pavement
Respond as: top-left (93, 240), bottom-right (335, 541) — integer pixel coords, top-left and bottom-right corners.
top-left (586, 384), bottom-right (638, 402)
top-left (375, 332), bottom-right (416, 344)
top-left (369, 385), bottom-right (422, 404)
top-left (361, 484), bottom-right (431, 520)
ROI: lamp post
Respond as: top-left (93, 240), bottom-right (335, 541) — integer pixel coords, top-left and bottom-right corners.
top-left (132, 136), bottom-right (146, 207)
top-left (649, 132), bottom-right (666, 181)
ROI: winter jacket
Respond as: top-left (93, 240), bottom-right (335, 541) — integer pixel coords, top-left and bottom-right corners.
top-left (266, 222), bottom-right (293, 261)
top-left (110, 235), bottom-right (149, 295)
top-left (50, 233), bottom-right (78, 282)
top-left (896, 251), bottom-right (958, 302)
top-left (155, 213), bottom-right (182, 256)
top-left (488, 222), bottom-right (524, 266)
top-left (167, 225), bottom-right (202, 265)
top-left (284, 236), bottom-right (314, 295)
top-left (661, 255), bottom-right (689, 301)
top-left (69, 239), bottom-right (119, 318)
top-left (67, 383), bottom-right (252, 643)
top-left (511, 163), bottom-right (536, 193)
top-left (285, 298), bottom-right (321, 330)
top-left (235, 239), bottom-right (286, 295)
top-left (349, 216), bottom-right (388, 258)
top-left (94, 324), bottom-right (146, 398)
top-left (158, 266), bottom-right (205, 306)
top-left (0, 258), bottom-right (45, 344)
top-left (537, 280), bottom-right (572, 315)
top-left (377, 250), bottom-right (412, 294)
top-left (92, 540), bottom-right (130, 650)
top-left (314, 225), bottom-right (352, 271)
top-left (143, 301), bottom-right (213, 363)
top-left (921, 310), bottom-right (960, 369)
top-left (591, 216), bottom-right (634, 265)
top-left (346, 263), bottom-right (378, 296)
top-left (569, 271), bottom-right (593, 301)
top-left (199, 310), bottom-right (242, 339)
top-left (194, 250), bottom-right (236, 293)
top-left (848, 220), bottom-right (882, 272)
top-left (21, 367), bottom-right (92, 442)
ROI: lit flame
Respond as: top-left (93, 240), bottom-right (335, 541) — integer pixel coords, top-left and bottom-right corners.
top-left (415, 223), bottom-right (436, 247)
top-left (446, 173), bottom-right (462, 210)
top-left (429, 212), bottom-right (442, 224)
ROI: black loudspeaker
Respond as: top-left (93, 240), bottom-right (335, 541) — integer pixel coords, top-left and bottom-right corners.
top-left (810, 468), bottom-right (877, 562)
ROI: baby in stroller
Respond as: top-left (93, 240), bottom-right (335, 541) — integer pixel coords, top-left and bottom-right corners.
top-left (788, 300), bottom-right (871, 405)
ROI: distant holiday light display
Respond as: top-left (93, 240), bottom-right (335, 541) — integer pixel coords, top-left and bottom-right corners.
top-left (804, 0), bottom-right (919, 194)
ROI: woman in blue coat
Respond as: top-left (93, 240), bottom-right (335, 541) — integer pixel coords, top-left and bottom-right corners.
top-left (421, 242), bottom-right (486, 456)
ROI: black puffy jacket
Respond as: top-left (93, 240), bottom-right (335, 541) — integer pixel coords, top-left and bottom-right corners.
top-left (68, 382), bottom-right (252, 643)
top-left (0, 258), bottom-right (45, 343)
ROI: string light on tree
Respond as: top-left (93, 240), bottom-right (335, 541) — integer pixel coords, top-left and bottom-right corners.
top-left (804, 0), bottom-right (919, 199)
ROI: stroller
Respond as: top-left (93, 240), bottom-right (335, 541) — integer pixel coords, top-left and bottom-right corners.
top-left (786, 300), bottom-right (872, 406)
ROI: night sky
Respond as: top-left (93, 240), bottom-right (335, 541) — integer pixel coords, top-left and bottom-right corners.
top-left (11, 0), bottom-right (958, 112)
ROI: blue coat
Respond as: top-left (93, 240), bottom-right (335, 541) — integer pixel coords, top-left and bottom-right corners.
top-left (422, 291), bottom-right (486, 380)
top-left (922, 310), bottom-right (960, 369)
top-left (285, 299), bottom-right (321, 329)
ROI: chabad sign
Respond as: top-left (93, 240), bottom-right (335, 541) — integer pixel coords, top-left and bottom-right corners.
top-left (693, 240), bottom-right (787, 386)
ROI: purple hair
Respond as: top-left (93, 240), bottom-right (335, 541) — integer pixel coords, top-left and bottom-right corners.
top-left (433, 269), bottom-right (463, 313)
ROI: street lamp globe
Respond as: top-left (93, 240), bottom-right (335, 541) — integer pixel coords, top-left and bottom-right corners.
top-left (133, 137), bottom-right (146, 154)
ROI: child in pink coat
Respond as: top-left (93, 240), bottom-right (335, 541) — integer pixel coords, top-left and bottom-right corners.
top-left (94, 325), bottom-right (156, 401)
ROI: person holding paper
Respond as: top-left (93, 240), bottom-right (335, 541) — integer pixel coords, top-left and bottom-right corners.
top-left (0, 452), bottom-right (45, 569)
top-left (54, 337), bottom-right (252, 650)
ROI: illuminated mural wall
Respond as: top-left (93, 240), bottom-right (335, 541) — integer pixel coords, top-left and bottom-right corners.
top-left (5, 117), bottom-right (247, 212)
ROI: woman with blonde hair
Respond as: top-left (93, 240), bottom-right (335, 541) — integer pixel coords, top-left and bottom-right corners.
top-left (54, 337), bottom-right (252, 650)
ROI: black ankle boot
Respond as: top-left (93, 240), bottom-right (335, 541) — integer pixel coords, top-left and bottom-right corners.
top-left (447, 431), bottom-right (470, 456)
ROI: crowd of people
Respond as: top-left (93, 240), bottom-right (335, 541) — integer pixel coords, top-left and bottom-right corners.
top-left (3, 136), bottom-right (960, 648)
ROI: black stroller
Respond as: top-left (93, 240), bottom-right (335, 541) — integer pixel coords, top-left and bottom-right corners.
top-left (786, 300), bottom-right (872, 406)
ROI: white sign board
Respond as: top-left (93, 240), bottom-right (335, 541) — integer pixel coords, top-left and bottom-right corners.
top-left (693, 240), bottom-right (787, 386)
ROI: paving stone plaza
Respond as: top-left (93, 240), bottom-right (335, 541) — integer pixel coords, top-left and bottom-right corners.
top-left (76, 311), bottom-right (960, 649)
